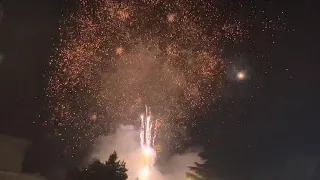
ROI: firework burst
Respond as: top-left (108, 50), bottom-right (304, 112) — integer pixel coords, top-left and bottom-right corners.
top-left (47, 0), bottom-right (285, 153)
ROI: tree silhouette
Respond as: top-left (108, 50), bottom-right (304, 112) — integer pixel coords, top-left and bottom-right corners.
top-left (65, 151), bottom-right (128, 180)
top-left (186, 162), bottom-right (207, 180)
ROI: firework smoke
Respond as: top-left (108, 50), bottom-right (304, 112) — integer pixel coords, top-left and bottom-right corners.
top-left (47, 0), bottom-right (285, 155)
top-left (90, 124), bottom-right (202, 180)
top-left (47, 0), bottom-right (233, 149)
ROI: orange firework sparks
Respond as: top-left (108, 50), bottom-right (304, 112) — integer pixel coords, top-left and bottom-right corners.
top-left (116, 47), bottom-right (124, 55)
top-left (46, 0), bottom-right (285, 153)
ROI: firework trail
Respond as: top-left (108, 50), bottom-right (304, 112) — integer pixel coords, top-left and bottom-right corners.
top-left (139, 106), bottom-right (156, 179)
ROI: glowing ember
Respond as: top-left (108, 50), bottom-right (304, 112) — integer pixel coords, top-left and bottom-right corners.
top-left (116, 47), bottom-right (124, 55)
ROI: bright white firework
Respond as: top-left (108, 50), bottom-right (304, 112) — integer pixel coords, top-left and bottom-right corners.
top-left (139, 106), bottom-right (156, 179)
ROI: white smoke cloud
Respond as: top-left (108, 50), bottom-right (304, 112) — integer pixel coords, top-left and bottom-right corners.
top-left (89, 125), bottom-right (203, 180)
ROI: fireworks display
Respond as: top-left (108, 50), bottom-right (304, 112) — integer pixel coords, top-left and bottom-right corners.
top-left (46, 0), bottom-right (286, 154)
top-left (139, 106), bottom-right (157, 179)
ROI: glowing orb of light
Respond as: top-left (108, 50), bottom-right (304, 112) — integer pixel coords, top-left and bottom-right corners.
top-left (139, 167), bottom-right (150, 179)
top-left (237, 71), bottom-right (246, 80)
top-left (142, 147), bottom-right (153, 156)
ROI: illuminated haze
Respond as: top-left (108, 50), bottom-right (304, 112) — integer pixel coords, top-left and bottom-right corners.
top-left (90, 125), bottom-right (203, 180)
top-left (47, 0), bottom-right (284, 157)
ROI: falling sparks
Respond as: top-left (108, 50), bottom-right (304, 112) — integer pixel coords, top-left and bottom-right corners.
top-left (46, 0), bottom-right (286, 154)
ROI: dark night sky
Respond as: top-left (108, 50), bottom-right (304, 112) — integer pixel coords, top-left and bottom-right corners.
top-left (0, 0), bottom-right (319, 180)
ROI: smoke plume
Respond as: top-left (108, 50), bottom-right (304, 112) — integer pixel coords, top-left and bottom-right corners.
top-left (90, 125), bottom-right (203, 180)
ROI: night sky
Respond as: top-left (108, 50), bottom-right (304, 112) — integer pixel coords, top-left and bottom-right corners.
top-left (0, 0), bottom-right (319, 180)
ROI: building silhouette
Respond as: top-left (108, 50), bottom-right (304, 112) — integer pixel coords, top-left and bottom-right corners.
top-left (0, 135), bottom-right (47, 180)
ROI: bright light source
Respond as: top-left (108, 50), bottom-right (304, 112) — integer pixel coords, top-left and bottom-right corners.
top-left (139, 167), bottom-right (150, 179)
top-left (142, 147), bottom-right (153, 156)
top-left (237, 71), bottom-right (246, 80)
